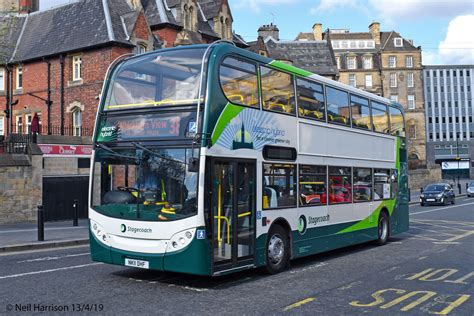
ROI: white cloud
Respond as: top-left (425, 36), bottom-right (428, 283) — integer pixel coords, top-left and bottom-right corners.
top-left (231, 0), bottom-right (299, 13)
top-left (310, 0), bottom-right (357, 14)
top-left (368, 0), bottom-right (474, 23)
top-left (438, 15), bottom-right (474, 64)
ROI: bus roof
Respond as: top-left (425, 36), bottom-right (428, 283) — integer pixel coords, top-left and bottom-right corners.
top-left (117, 43), bottom-right (404, 112)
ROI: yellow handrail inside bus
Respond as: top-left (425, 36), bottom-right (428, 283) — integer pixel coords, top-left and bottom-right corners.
top-left (214, 215), bottom-right (230, 244)
top-left (238, 212), bottom-right (251, 218)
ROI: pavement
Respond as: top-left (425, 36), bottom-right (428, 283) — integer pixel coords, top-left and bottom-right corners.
top-left (0, 219), bottom-right (89, 253)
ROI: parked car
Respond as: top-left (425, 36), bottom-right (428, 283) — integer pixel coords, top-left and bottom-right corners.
top-left (467, 182), bottom-right (474, 197)
top-left (420, 183), bottom-right (455, 206)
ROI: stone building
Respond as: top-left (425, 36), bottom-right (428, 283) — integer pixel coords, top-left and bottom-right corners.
top-left (0, 0), bottom-right (246, 223)
top-left (248, 23), bottom-right (338, 80)
top-left (296, 22), bottom-right (426, 168)
top-left (0, 0), bottom-right (38, 14)
top-left (423, 65), bottom-right (474, 179)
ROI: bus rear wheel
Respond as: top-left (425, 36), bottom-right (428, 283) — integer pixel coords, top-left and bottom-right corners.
top-left (265, 225), bottom-right (290, 274)
top-left (376, 212), bottom-right (390, 246)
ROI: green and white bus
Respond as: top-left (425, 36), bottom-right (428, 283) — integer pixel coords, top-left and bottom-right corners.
top-left (89, 42), bottom-right (409, 276)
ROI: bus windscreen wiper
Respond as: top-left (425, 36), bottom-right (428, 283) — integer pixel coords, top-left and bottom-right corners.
top-left (131, 142), bottom-right (186, 165)
top-left (96, 143), bottom-right (140, 161)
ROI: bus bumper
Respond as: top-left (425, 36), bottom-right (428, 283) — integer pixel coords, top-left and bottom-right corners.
top-left (89, 230), bottom-right (212, 276)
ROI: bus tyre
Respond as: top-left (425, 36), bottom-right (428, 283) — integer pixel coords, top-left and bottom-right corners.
top-left (376, 212), bottom-right (390, 246)
top-left (265, 225), bottom-right (290, 274)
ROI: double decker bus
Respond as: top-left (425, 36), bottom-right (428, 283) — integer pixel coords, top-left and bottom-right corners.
top-left (89, 42), bottom-right (408, 276)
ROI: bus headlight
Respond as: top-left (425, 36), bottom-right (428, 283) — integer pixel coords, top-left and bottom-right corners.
top-left (167, 229), bottom-right (196, 252)
top-left (90, 220), bottom-right (110, 246)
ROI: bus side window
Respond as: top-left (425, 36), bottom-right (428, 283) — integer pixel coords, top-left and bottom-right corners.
top-left (299, 165), bottom-right (327, 206)
top-left (296, 78), bottom-right (326, 121)
top-left (219, 57), bottom-right (259, 108)
top-left (372, 101), bottom-right (390, 134)
top-left (389, 106), bottom-right (405, 137)
top-left (326, 86), bottom-right (350, 126)
top-left (263, 163), bottom-right (296, 209)
top-left (260, 66), bottom-right (296, 115)
top-left (350, 95), bottom-right (371, 130)
top-left (328, 167), bottom-right (352, 204)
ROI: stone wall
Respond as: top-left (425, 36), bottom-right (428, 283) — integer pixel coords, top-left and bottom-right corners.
top-left (0, 153), bottom-right (42, 224)
top-left (409, 165), bottom-right (442, 190)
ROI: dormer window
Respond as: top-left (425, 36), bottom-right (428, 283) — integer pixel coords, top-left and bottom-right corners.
top-left (394, 37), bottom-right (403, 47)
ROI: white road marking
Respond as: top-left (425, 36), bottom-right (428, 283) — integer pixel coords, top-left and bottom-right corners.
top-left (0, 262), bottom-right (102, 280)
top-left (410, 202), bottom-right (474, 215)
top-left (17, 252), bottom-right (90, 263)
top-left (410, 220), bottom-right (472, 232)
top-left (0, 226), bottom-right (87, 234)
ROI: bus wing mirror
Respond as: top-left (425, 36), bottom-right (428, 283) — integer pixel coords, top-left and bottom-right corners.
top-left (188, 157), bottom-right (199, 172)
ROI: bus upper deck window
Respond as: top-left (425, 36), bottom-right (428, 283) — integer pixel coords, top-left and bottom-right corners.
top-left (326, 86), bottom-right (350, 126)
top-left (260, 66), bottom-right (295, 115)
top-left (389, 106), bottom-right (405, 137)
top-left (371, 101), bottom-right (390, 134)
top-left (297, 78), bottom-right (325, 121)
top-left (219, 57), bottom-right (259, 108)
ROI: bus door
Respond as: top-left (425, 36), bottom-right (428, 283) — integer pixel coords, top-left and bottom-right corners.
top-left (210, 159), bottom-right (255, 272)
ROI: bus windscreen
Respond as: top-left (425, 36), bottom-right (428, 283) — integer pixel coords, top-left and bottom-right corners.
top-left (103, 48), bottom-right (206, 111)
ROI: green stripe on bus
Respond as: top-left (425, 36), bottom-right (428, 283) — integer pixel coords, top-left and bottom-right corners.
top-left (269, 60), bottom-right (313, 77)
top-left (211, 103), bottom-right (244, 145)
top-left (336, 199), bottom-right (396, 234)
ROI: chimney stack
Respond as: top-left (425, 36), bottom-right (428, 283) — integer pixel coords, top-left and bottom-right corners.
top-left (369, 21), bottom-right (380, 45)
top-left (19, 0), bottom-right (38, 14)
top-left (257, 23), bottom-right (280, 41)
top-left (313, 23), bottom-right (322, 41)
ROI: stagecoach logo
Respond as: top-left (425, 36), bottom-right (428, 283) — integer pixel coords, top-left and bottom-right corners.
top-left (120, 224), bottom-right (152, 234)
top-left (297, 215), bottom-right (307, 235)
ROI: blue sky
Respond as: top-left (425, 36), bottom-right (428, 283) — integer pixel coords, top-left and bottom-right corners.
top-left (41, 0), bottom-right (474, 65)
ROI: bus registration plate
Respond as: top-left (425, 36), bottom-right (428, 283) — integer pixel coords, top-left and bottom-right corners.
top-left (125, 258), bottom-right (149, 269)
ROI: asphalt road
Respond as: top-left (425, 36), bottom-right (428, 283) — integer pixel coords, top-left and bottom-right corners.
top-left (1, 199), bottom-right (473, 315)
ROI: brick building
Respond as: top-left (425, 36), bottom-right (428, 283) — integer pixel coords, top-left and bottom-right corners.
top-left (0, 0), bottom-right (246, 223)
top-left (296, 22), bottom-right (426, 168)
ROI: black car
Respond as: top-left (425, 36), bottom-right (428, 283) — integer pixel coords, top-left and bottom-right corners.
top-left (420, 183), bottom-right (455, 206)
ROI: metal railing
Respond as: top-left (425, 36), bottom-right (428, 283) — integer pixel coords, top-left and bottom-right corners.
top-left (39, 125), bottom-right (93, 137)
top-left (0, 133), bottom-right (30, 154)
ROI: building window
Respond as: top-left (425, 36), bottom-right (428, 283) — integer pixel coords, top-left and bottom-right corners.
top-left (407, 95), bottom-right (415, 110)
top-left (389, 56), bottom-right (396, 68)
top-left (405, 56), bottom-right (413, 68)
top-left (394, 37), bottom-right (403, 47)
top-left (390, 95), bottom-right (398, 102)
top-left (26, 114), bottom-right (32, 134)
top-left (365, 74), bottom-right (372, 88)
top-left (16, 115), bottom-right (23, 134)
top-left (72, 56), bottom-right (82, 81)
top-left (336, 56), bottom-right (341, 69)
top-left (0, 116), bottom-right (4, 136)
top-left (72, 108), bottom-right (82, 136)
top-left (363, 56), bottom-right (372, 69)
top-left (407, 73), bottom-right (414, 88)
top-left (136, 43), bottom-right (147, 54)
top-left (347, 56), bottom-right (356, 69)
top-left (16, 65), bottom-right (22, 89)
top-left (349, 74), bottom-right (356, 87)
top-left (389, 73), bottom-right (397, 87)
top-left (263, 163), bottom-right (296, 209)
top-left (0, 68), bottom-right (4, 91)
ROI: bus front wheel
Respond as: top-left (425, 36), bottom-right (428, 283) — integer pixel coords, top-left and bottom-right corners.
top-left (265, 225), bottom-right (290, 274)
top-left (376, 212), bottom-right (390, 246)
